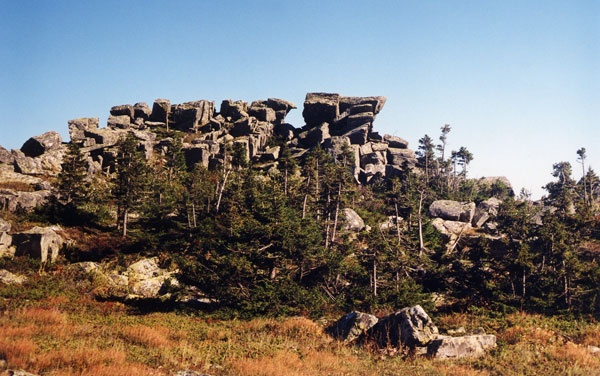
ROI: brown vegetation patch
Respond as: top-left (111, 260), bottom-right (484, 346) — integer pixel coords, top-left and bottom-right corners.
top-left (120, 324), bottom-right (172, 348)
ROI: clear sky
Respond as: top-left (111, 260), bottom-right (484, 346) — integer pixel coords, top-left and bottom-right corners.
top-left (1, 0), bottom-right (598, 198)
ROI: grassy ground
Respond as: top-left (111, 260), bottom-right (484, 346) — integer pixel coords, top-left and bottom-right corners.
top-left (2, 264), bottom-right (600, 375)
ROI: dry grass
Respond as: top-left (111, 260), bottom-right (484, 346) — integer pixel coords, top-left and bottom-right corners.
top-left (0, 181), bottom-right (34, 192)
top-left (4, 273), bottom-right (600, 376)
top-left (120, 324), bottom-right (172, 348)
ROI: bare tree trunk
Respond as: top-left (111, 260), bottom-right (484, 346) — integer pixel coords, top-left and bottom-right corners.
top-left (563, 260), bottom-right (569, 308)
top-left (418, 190), bottom-right (425, 257)
top-left (215, 169), bottom-right (231, 214)
top-left (284, 168), bottom-right (288, 198)
top-left (331, 181), bottom-right (342, 244)
top-left (373, 254), bottom-right (378, 297)
top-left (316, 160), bottom-right (320, 221)
top-left (192, 203), bottom-right (197, 228)
top-left (302, 175), bottom-right (311, 220)
top-left (522, 268), bottom-right (526, 300)
top-left (395, 202), bottom-right (402, 245)
top-left (122, 208), bottom-right (128, 238)
top-left (325, 191), bottom-right (331, 249)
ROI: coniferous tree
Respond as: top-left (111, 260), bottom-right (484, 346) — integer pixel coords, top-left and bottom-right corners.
top-left (57, 142), bottom-right (89, 207)
top-left (113, 133), bottom-right (148, 237)
top-left (417, 134), bottom-right (435, 184)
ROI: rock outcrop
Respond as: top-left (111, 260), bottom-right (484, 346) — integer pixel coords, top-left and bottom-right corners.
top-left (12, 226), bottom-right (64, 264)
top-left (77, 257), bottom-right (180, 301)
top-left (330, 306), bottom-right (497, 359)
top-left (472, 197), bottom-right (502, 228)
top-left (342, 208), bottom-right (365, 232)
top-left (0, 92), bottom-right (426, 213)
top-left (429, 200), bottom-right (476, 223)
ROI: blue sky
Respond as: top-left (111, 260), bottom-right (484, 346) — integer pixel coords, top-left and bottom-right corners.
top-left (1, 0), bottom-right (598, 198)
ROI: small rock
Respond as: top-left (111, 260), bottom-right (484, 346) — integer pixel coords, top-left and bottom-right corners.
top-left (0, 269), bottom-right (26, 285)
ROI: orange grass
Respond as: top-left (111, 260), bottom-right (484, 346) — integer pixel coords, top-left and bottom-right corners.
top-left (120, 324), bottom-right (172, 348)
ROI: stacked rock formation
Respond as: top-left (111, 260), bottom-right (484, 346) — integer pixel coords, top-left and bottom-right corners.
top-left (0, 92), bottom-right (422, 217)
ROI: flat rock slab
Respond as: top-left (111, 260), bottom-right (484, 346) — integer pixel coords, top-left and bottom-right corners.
top-left (428, 334), bottom-right (497, 359)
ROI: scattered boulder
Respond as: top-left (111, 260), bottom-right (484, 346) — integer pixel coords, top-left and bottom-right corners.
top-left (429, 200), bottom-right (476, 223)
top-left (428, 334), bottom-right (497, 359)
top-left (12, 226), bottom-right (64, 264)
top-left (0, 269), bottom-right (27, 285)
top-left (342, 208), bottom-right (365, 232)
top-left (379, 216), bottom-right (405, 232)
top-left (327, 311), bottom-right (378, 343)
top-left (368, 305), bottom-right (439, 348)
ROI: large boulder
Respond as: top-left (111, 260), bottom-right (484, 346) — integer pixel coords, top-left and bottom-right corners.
top-left (472, 197), bottom-right (502, 228)
top-left (248, 101), bottom-right (277, 123)
top-left (0, 146), bottom-right (14, 164)
top-left (20, 131), bottom-right (63, 158)
top-left (383, 134), bottom-right (409, 149)
top-left (150, 98), bottom-right (172, 123)
top-left (428, 334), bottom-right (497, 359)
top-left (107, 115), bottom-right (131, 129)
top-left (297, 123), bottom-right (330, 148)
top-left (133, 102), bottom-right (152, 120)
top-left (173, 100), bottom-right (214, 131)
top-left (128, 257), bottom-right (179, 299)
top-left (12, 226), bottom-right (63, 264)
top-left (302, 93), bottom-right (340, 128)
top-left (12, 148), bottom-right (64, 176)
top-left (220, 99), bottom-right (248, 121)
top-left (0, 189), bottom-right (51, 213)
top-left (87, 257), bottom-right (180, 300)
top-left (342, 208), bottom-right (365, 232)
top-left (387, 148), bottom-right (417, 168)
top-left (476, 176), bottom-right (514, 196)
top-left (110, 104), bottom-right (134, 119)
top-left (339, 95), bottom-right (386, 116)
top-left (68, 117), bottom-right (99, 142)
top-left (368, 305), bottom-right (439, 348)
top-left (0, 232), bottom-right (14, 257)
top-left (267, 98), bottom-right (296, 123)
top-left (327, 311), bottom-right (378, 343)
top-left (429, 200), bottom-right (476, 223)
top-left (0, 217), bottom-right (11, 233)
